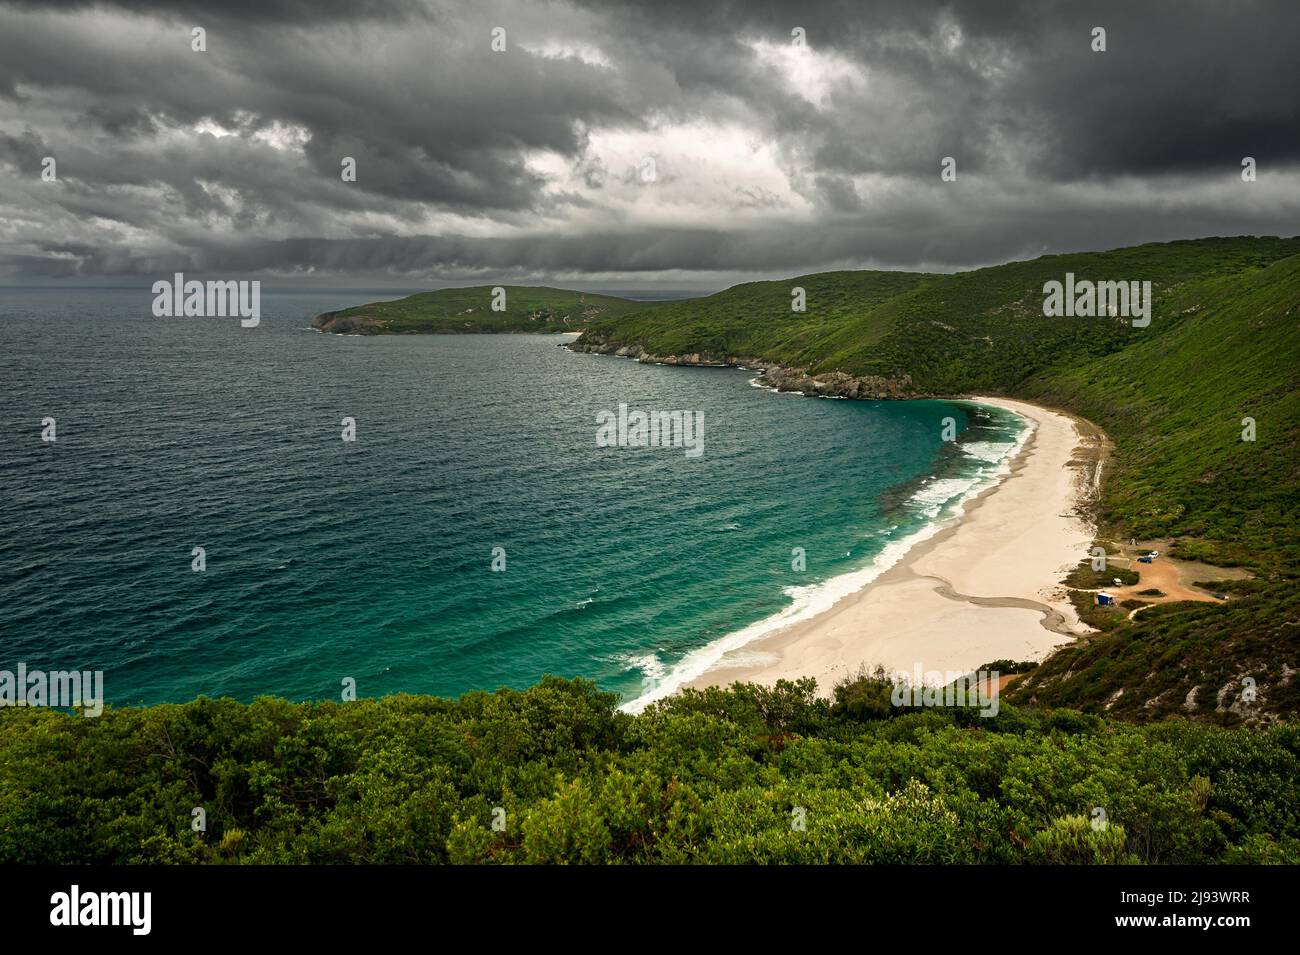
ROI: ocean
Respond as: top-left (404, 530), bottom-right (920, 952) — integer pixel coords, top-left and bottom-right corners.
top-left (0, 287), bottom-right (1028, 709)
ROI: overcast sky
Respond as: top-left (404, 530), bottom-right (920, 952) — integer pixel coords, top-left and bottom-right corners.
top-left (1, 0), bottom-right (1297, 289)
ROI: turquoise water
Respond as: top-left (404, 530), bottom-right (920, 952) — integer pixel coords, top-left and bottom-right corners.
top-left (0, 288), bottom-right (1027, 707)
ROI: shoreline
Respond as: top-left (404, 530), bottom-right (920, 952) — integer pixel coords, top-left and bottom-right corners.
top-left (661, 395), bottom-right (1106, 703)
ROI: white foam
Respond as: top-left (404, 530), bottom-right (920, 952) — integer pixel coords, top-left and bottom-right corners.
top-left (620, 524), bottom-right (945, 713)
top-left (620, 652), bottom-right (667, 691)
top-left (620, 403), bottom-right (1034, 714)
top-left (962, 440), bottom-right (1017, 463)
top-left (710, 649), bottom-right (781, 669)
top-left (748, 374), bottom-right (806, 396)
top-left (908, 475), bottom-right (985, 517)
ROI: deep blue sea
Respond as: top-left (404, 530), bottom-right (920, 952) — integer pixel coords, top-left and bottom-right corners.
top-left (0, 288), bottom-right (1027, 708)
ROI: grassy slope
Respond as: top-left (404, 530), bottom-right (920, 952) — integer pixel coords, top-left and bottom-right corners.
top-left (577, 269), bottom-right (930, 362)
top-left (1019, 253), bottom-right (1300, 569)
top-left (314, 285), bottom-right (649, 334)
top-left (1008, 582), bottom-right (1300, 721)
top-left (866, 239), bottom-right (1299, 383)
top-left (579, 237), bottom-right (1300, 722)
top-left (586, 237), bottom-right (1300, 388)
top-left (3, 678), bottom-right (1298, 864)
top-left (1007, 255), bottom-right (1300, 719)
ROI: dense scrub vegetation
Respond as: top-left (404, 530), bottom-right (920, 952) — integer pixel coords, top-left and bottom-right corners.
top-left (2, 677), bottom-right (1298, 864)
top-left (578, 237), bottom-right (1300, 721)
top-left (1009, 582), bottom-right (1300, 721)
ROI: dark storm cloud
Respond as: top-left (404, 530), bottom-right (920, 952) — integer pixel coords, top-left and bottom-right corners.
top-left (575, 0), bottom-right (1300, 178)
top-left (0, 7), bottom-right (635, 212)
top-left (0, 0), bottom-right (424, 24)
top-left (0, 0), bottom-right (1297, 283)
top-left (27, 193), bottom-right (1300, 280)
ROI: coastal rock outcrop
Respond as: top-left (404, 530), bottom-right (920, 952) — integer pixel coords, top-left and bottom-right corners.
top-left (566, 335), bottom-right (915, 399)
top-left (312, 312), bottom-right (388, 335)
top-left (756, 364), bottom-right (915, 399)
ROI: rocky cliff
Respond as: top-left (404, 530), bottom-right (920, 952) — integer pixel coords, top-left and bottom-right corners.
top-left (565, 335), bottom-right (916, 399)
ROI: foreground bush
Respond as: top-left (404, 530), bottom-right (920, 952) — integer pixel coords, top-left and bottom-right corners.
top-left (1, 676), bottom-right (1297, 864)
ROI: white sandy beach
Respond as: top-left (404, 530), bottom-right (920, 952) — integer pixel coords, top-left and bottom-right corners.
top-left (681, 396), bottom-right (1104, 697)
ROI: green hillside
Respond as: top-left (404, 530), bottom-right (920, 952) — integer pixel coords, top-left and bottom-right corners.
top-left (1020, 251), bottom-right (1300, 570)
top-left (809, 237), bottom-right (1300, 392)
top-left (1001, 255), bottom-right (1300, 718)
top-left (313, 285), bottom-right (649, 334)
top-left (581, 237), bottom-right (1300, 390)
top-left (3, 678), bottom-right (1297, 864)
top-left (576, 236), bottom-right (1300, 720)
top-left (574, 269), bottom-right (930, 362)
top-left (1007, 582), bottom-right (1300, 720)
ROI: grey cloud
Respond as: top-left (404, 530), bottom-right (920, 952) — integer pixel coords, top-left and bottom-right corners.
top-left (577, 0), bottom-right (1300, 178)
top-left (0, 0), bottom-right (425, 24)
top-left (13, 194), bottom-right (1299, 281)
top-left (0, 0), bottom-right (1298, 284)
